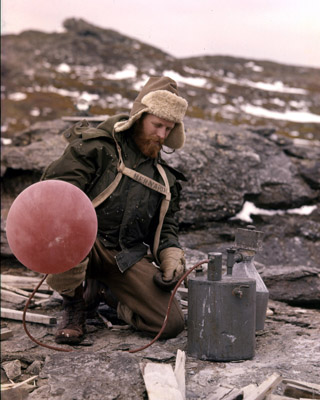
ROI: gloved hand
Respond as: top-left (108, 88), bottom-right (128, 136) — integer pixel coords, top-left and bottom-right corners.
top-left (153, 247), bottom-right (186, 292)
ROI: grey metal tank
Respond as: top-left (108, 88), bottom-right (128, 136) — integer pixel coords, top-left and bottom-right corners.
top-left (187, 253), bottom-right (256, 361)
top-left (231, 227), bottom-right (269, 331)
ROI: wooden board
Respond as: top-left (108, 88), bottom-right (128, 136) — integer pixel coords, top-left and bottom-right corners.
top-left (0, 275), bottom-right (51, 292)
top-left (140, 362), bottom-right (184, 400)
top-left (0, 328), bottom-right (13, 341)
top-left (1, 307), bottom-right (57, 325)
top-left (245, 373), bottom-right (282, 400)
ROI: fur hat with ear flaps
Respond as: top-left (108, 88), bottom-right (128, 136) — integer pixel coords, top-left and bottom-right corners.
top-left (114, 76), bottom-right (188, 149)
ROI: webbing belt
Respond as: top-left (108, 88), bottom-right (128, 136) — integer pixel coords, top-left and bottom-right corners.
top-left (91, 133), bottom-right (171, 264)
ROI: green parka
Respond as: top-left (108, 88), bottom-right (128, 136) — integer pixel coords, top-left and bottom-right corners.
top-left (42, 114), bottom-right (186, 272)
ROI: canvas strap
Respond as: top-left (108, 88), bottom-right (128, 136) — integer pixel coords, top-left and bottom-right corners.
top-left (91, 133), bottom-right (171, 262)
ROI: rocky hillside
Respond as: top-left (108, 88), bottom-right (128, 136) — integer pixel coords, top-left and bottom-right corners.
top-left (2, 18), bottom-right (320, 141)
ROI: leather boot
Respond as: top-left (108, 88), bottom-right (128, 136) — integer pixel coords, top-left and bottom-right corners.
top-left (84, 279), bottom-right (119, 313)
top-left (55, 285), bottom-right (86, 345)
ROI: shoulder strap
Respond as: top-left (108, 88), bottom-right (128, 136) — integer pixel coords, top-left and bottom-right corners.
top-left (91, 132), bottom-right (171, 263)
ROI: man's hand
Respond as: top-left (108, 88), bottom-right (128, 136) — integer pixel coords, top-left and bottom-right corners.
top-left (153, 247), bottom-right (186, 291)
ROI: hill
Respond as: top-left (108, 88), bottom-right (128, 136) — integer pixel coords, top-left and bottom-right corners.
top-left (2, 18), bottom-right (320, 141)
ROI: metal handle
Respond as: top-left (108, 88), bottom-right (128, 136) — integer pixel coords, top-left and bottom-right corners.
top-left (232, 285), bottom-right (249, 298)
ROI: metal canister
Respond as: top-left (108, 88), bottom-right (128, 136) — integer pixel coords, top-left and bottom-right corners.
top-left (187, 253), bottom-right (256, 361)
top-left (233, 227), bottom-right (269, 331)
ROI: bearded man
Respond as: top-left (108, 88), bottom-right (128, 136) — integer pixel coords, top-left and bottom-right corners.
top-left (42, 76), bottom-right (188, 345)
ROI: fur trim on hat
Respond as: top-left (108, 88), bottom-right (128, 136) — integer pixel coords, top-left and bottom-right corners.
top-left (114, 88), bottom-right (188, 149)
top-left (141, 90), bottom-right (187, 123)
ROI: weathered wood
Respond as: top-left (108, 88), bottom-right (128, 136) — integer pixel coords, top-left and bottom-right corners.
top-left (140, 362), bottom-right (184, 400)
top-left (1, 289), bottom-right (29, 305)
top-left (1, 307), bottom-right (57, 325)
top-left (283, 382), bottom-right (320, 399)
top-left (223, 388), bottom-right (244, 400)
top-left (174, 350), bottom-right (186, 400)
top-left (1, 283), bottom-right (50, 299)
top-left (242, 384), bottom-right (258, 399)
top-left (207, 386), bottom-right (235, 400)
top-left (1, 375), bottom-right (38, 390)
top-left (245, 373), bottom-right (282, 400)
top-left (177, 287), bottom-right (188, 300)
top-left (0, 275), bottom-right (51, 292)
top-left (0, 328), bottom-right (13, 341)
top-left (208, 386), bottom-right (243, 400)
top-left (282, 379), bottom-right (320, 393)
top-left (266, 394), bottom-right (295, 400)
top-left (62, 116), bottom-right (108, 122)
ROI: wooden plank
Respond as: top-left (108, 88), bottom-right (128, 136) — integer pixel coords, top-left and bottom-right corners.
top-left (245, 373), bottom-right (282, 400)
top-left (62, 116), bottom-right (109, 122)
top-left (208, 387), bottom-right (243, 400)
top-left (282, 379), bottom-right (320, 393)
top-left (1, 375), bottom-right (38, 390)
top-left (223, 388), bottom-right (243, 400)
top-left (283, 383), bottom-right (320, 399)
top-left (242, 384), bottom-right (258, 399)
top-left (1, 289), bottom-right (30, 305)
top-left (1, 275), bottom-right (51, 292)
top-left (266, 394), bottom-right (295, 400)
top-left (1, 283), bottom-right (50, 299)
top-left (1, 307), bottom-right (57, 325)
top-left (0, 328), bottom-right (13, 341)
top-left (174, 350), bottom-right (186, 400)
top-left (207, 386), bottom-right (235, 400)
top-left (140, 362), bottom-right (184, 400)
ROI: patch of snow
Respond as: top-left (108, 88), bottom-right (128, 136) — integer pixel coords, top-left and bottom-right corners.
top-left (103, 64), bottom-right (137, 80)
top-left (56, 63), bottom-right (71, 73)
top-left (187, 90), bottom-right (197, 96)
top-left (222, 76), bottom-right (307, 95)
top-left (163, 70), bottom-right (208, 88)
top-left (132, 75), bottom-right (149, 91)
top-left (1, 137), bottom-right (12, 145)
top-left (8, 92), bottom-right (27, 101)
top-left (79, 92), bottom-right (99, 102)
top-left (241, 104), bottom-right (320, 123)
top-left (30, 108), bottom-right (40, 117)
top-left (183, 66), bottom-right (212, 77)
top-left (289, 100), bottom-right (308, 110)
top-left (245, 61), bottom-right (264, 72)
top-left (292, 138), bottom-right (320, 146)
top-left (232, 201), bottom-right (317, 223)
top-left (209, 93), bottom-right (226, 105)
top-left (215, 86), bottom-right (227, 93)
top-left (270, 98), bottom-right (286, 107)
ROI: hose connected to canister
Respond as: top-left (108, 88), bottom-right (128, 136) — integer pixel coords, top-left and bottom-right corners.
top-left (22, 259), bottom-right (209, 353)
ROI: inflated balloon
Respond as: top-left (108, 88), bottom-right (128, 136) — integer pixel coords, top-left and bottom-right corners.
top-left (6, 180), bottom-right (98, 274)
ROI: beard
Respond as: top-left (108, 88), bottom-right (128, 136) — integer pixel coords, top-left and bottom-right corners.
top-left (133, 125), bottom-right (164, 159)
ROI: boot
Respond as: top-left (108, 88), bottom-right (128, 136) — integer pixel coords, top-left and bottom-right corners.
top-left (84, 279), bottom-right (119, 313)
top-left (55, 285), bottom-right (86, 345)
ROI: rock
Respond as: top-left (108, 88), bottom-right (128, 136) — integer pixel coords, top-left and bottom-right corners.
top-left (261, 265), bottom-right (320, 306)
top-left (2, 359), bottom-right (22, 380)
top-left (29, 351), bottom-right (145, 399)
top-left (26, 360), bottom-right (43, 375)
top-left (163, 118), bottom-right (319, 227)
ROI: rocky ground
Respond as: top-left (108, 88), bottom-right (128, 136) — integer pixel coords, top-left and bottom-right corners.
top-left (1, 262), bottom-right (320, 399)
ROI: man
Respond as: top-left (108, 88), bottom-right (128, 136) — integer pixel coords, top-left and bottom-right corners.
top-left (42, 76), bottom-right (188, 345)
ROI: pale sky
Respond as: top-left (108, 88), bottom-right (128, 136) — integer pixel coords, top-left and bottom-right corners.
top-left (2, 0), bottom-right (320, 68)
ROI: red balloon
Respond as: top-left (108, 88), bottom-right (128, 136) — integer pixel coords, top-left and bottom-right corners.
top-left (6, 180), bottom-right (97, 274)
